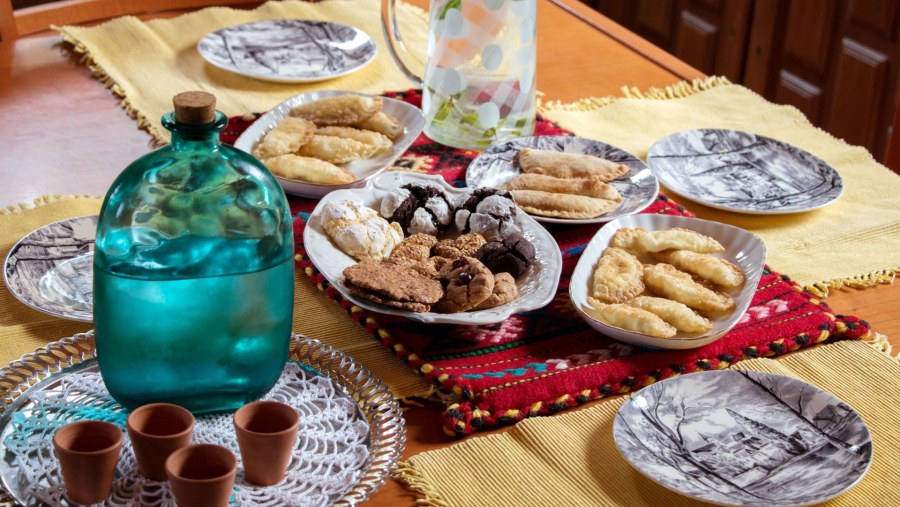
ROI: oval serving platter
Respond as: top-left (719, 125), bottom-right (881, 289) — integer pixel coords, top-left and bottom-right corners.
top-left (3, 215), bottom-right (96, 322)
top-left (647, 129), bottom-right (843, 214)
top-left (613, 370), bottom-right (872, 507)
top-left (197, 19), bottom-right (377, 83)
top-left (465, 135), bottom-right (659, 224)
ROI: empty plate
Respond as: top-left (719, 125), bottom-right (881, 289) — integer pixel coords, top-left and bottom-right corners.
top-left (197, 19), bottom-right (376, 83)
top-left (614, 370), bottom-right (872, 506)
top-left (465, 135), bottom-right (659, 224)
top-left (4, 216), bottom-right (96, 322)
top-left (647, 129), bottom-right (843, 214)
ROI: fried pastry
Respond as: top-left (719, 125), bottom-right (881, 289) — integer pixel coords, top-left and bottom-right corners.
top-left (643, 263), bottom-right (735, 312)
top-left (251, 117), bottom-right (315, 160)
top-left (316, 126), bottom-right (393, 155)
top-left (655, 250), bottom-right (745, 289)
top-left (628, 296), bottom-right (712, 334)
top-left (636, 228), bottom-right (725, 254)
top-left (354, 111), bottom-right (404, 140)
top-left (297, 135), bottom-right (380, 164)
top-left (499, 173), bottom-right (622, 201)
top-left (510, 190), bottom-right (619, 219)
top-left (585, 300), bottom-right (677, 338)
top-left (518, 148), bottom-right (629, 182)
top-left (263, 154), bottom-right (355, 185)
top-left (609, 227), bottom-right (648, 253)
top-left (591, 247), bottom-right (644, 303)
top-left (289, 94), bottom-right (382, 126)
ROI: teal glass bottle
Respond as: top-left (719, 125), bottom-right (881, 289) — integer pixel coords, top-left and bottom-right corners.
top-left (94, 92), bottom-right (294, 414)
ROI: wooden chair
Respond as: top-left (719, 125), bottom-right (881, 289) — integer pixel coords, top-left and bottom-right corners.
top-left (1, 0), bottom-right (259, 43)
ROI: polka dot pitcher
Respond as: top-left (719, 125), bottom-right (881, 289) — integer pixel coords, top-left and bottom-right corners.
top-left (383, 0), bottom-right (537, 149)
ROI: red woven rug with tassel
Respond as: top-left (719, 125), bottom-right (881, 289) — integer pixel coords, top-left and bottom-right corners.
top-left (222, 89), bottom-right (871, 437)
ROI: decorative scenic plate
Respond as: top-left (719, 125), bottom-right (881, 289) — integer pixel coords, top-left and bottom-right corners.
top-left (647, 129), bottom-right (844, 214)
top-left (234, 90), bottom-right (425, 198)
top-left (614, 370), bottom-right (873, 506)
top-left (197, 19), bottom-right (377, 83)
top-left (465, 135), bottom-right (659, 224)
top-left (3, 216), bottom-right (96, 322)
top-left (0, 332), bottom-right (404, 505)
top-left (304, 172), bottom-right (563, 325)
top-left (569, 214), bottom-right (766, 350)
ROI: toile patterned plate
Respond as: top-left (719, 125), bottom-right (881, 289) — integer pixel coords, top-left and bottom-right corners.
top-left (614, 370), bottom-right (872, 507)
top-left (303, 172), bottom-right (563, 325)
top-left (464, 135), bottom-right (659, 224)
top-left (0, 332), bottom-right (405, 506)
top-left (3, 215), bottom-right (96, 322)
top-left (197, 19), bottom-right (377, 83)
top-left (234, 90), bottom-right (425, 199)
top-left (647, 129), bottom-right (844, 214)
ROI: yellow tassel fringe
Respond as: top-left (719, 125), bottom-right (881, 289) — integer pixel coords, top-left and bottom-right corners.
top-left (1, 194), bottom-right (100, 215)
top-left (805, 269), bottom-right (899, 298)
top-left (538, 76), bottom-right (732, 112)
top-left (393, 462), bottom-right (451, 507)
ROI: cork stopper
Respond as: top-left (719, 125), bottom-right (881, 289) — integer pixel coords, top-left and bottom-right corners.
top-left (173, 91), bottom-right (216, 125)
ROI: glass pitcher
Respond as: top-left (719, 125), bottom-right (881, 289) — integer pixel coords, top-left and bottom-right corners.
top-left (382, 0), bottom-right (537, 149)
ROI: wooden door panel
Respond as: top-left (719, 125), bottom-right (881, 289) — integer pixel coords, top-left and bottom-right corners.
top-left (674, 10), bottom-right (717, 72)
top-left (848, 0), bottom-right (897, 41)
top-left (774, 71), bottom-right (823, 123)
top-left (783, 0), bottom-right (839, 75)
top-left (635, 0), bottom-right (676, 47)
top-left (825, 38), bottom-right (888, 150)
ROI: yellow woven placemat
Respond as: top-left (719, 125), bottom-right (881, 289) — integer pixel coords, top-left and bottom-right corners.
top-left (0, 197), bottom-right (430, 398)
top-left (395, 340), bottom-right (900, 507)
top-left (55, 0), bottom-right (428, 144)
top-left (541, 79), bottom-right (900, 295)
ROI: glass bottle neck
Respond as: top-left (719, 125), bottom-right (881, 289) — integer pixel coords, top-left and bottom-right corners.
top-left (161, 111), bottom-right (227, 151)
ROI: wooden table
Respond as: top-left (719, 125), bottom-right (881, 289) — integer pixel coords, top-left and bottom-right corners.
top-left (0, 1), bottom-right (896, 505)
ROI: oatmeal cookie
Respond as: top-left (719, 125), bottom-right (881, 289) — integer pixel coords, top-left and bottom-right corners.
top-left (433, 233), bottom-right (487, 260)
top-left (433, 257), bottom-right (494, 313)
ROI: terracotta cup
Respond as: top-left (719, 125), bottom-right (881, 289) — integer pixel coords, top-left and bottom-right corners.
top-left (233, 400), bottom-right (299, 486)
top-left (126, 403), bottom-right (194, 481)
top-left (165, 444), bottom-right (237, 507)
top-left (52, 420), bottom-right (123, 505)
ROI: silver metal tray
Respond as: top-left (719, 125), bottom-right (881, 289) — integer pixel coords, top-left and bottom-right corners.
top-left (0, 332), bottom-right (405, 506)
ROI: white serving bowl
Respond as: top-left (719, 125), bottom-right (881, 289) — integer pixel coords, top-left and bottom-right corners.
top-left (304, 172), bottom-right (563, 325)
top-left (235, 90), bottom-right (425, 198)
top-left (569, 214), bottom-right (766, 349)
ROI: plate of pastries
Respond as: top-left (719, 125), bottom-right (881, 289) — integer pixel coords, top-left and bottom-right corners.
top-left (304, 172), bottom-right (563, 325)
top-left (465, 135), bottom-right (659, 224)
top-left (570, 214), bottom-right (766, 349)
top-left (235, 91), bottom-right (425, 198)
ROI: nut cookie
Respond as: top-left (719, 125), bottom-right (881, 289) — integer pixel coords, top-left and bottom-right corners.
top-left (343, 260), bottom-right (442, 311)
top-left (474, 272), bottom-right (519, 310)
top-left (433, 233), bottom-right (487, 259)
top-left (388, 233), bottom-right (439, 263)
top-left (434, 257), bottom-right (495, 313)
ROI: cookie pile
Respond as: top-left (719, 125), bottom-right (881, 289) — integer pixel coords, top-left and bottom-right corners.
top-left (252, 94), bottom-right (404, 185)
top-left (498, 148), bottom-right (627, 219)
top-left (585, 227), bottom-right (746, 338)
top-left (320, 183), bottom-right (537, 314)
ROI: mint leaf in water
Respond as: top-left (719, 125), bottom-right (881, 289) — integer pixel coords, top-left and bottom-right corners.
top-left (438, 0), bottom-right (462, 20)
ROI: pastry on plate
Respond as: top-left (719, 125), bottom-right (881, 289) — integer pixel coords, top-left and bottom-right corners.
top-left (354, 111), bottom-right (404, 140)
top-left (518, 148), bottom-right (628, 181)
top-left (636, 228), bottom-right (725, 254)
top-left (297, 135), bottom-right (381, 164)
top-left (262, 154), bottom-right (355, 185)
top-left (509, 189), bottom-right (618, 219)
top-left (591, 247), bottom-right (644, 303)
top-left (654, 250), bottom-right (745, 289)
top-left (585, 300), bottom-right (677, 338)
top-left (499, 173), bottom-right (622, 201)
top-left (251, 116), bottom-right (315, 160)
top-left (290, 94), bottom-right (382, 126)
top-left (643, 263), bottom-right (735, 312)
top-left (315, 126), bottom-right (393, 155)
top-left (628, 295), bottom-right (712, 333)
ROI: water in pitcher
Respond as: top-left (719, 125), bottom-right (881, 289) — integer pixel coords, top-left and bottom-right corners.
top-left (420, 0), bottom-right (537, 149)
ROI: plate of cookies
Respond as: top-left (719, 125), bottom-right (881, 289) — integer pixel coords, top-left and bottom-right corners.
top-left (234, 90), bottom-right (425, 198)
top-left (569, 214), bottom-right (766, 349)
top-left (303, 172), bottom-right (563, 325)
top-left (465, 136), bottom-right (659, 224)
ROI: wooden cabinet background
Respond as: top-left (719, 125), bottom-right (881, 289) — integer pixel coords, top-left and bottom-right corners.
top-left (584, 0), bottom-right (900, 165)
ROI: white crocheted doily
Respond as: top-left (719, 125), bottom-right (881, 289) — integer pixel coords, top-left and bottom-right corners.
top-left (1, 363), bottom-right (370, 506)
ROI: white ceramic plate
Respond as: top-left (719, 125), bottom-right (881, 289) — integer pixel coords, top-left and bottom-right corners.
top-left (647, 129), bottom-right (844, 214)
top-left (614, 370), bottom-right (873, 506)
top-left (235, 90), bottom-right (425, 199)
top-left (465, 135), bottom-right (659, 224)
top-left (303, 172), bottom-right (563, 325)
top-left (3, 216), bottom-right (96, 322)
top-left (197, 19), bottom-right (376, 83)
top-left (569, 214), bottom-right (766, 349)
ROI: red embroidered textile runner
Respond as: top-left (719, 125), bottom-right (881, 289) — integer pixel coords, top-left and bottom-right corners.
top-left (222, 90), bottom-right (871, 437)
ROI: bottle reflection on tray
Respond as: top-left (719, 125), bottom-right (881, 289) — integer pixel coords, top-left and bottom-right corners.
top-left (93, 91), bottom-right (294, 413)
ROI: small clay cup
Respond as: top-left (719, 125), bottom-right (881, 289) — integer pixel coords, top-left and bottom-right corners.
top-left (126, 403), bottom-right (194, 481)
top-left (52, 420), bottom-right (123, 505)
top-left (233, 401), bottom-right (299, 486)
top-left (165, 444), bottom-right (236, 507)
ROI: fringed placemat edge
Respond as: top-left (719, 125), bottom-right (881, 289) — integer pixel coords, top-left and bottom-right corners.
top-left (805, 268), bottom-right (899, 298)
top-left (0, 194), bottom-right (102, 216)
top-left (536, 76), bottom-right (732, 112)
